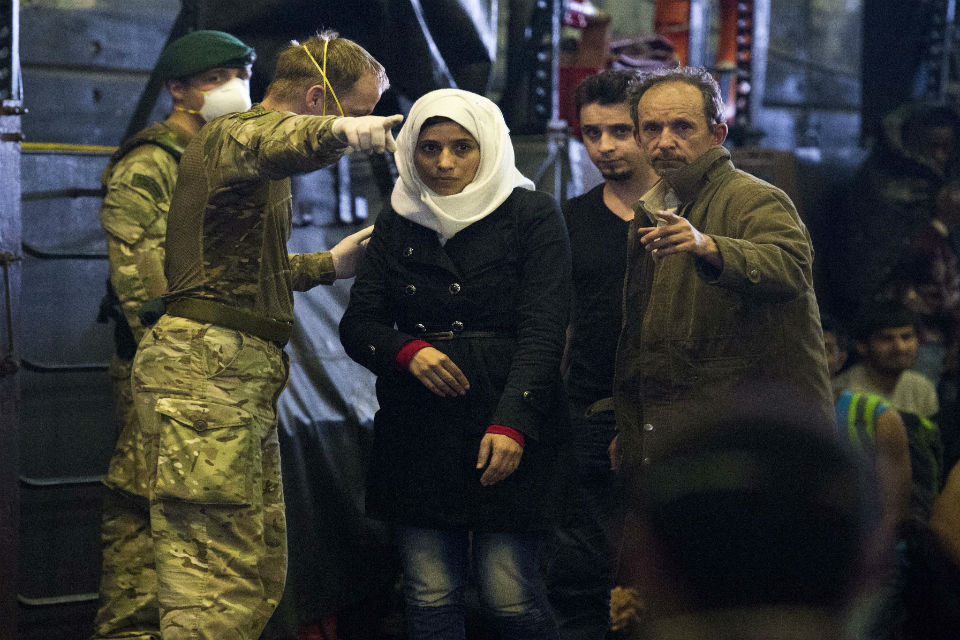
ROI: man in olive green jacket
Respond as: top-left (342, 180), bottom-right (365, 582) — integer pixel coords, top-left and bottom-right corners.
top-left (611, 67), bottom-right (833, 473)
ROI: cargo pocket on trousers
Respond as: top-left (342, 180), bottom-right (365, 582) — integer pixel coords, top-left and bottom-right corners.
top-left (153, 397), bottom-right (259, 506)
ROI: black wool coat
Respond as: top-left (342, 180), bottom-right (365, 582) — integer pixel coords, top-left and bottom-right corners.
top-left (340, 188), bottom-right (572, 532)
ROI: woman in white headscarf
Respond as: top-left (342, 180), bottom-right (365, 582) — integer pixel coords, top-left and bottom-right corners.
top-left (340, 89), bottom-right (570, 639)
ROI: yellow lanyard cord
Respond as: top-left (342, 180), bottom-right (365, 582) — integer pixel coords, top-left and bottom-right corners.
top-left (302, 42), bottom-right (344, 116)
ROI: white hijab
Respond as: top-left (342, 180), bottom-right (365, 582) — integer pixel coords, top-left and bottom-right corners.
top-left (391, 89), bottom-right (534, 239)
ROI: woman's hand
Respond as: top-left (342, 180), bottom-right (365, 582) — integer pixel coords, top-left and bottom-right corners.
top-left (408, 346), bottom-right (470, 397)
top-left (476, 433), bottom-right (523, 486)
top-left (608, 433), bottom-right (623, 472)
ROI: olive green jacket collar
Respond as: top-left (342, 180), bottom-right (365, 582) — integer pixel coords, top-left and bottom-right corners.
top-left (662, 146), bottom-right (733, 205)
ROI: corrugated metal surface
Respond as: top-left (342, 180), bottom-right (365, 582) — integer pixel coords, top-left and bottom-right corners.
top-left (2, 1), bottom-right (24, 636)
top-left (20, 0), bottom-right (176, 147)
top-left (17, 149), bottom-right (115, 640)
top-left (16, 3), bottom-right (178, 637)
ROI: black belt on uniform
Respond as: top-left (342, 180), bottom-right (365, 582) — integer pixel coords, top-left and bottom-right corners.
top-left (419, 330), bottom-right (513, 341)
top-left (585, 396), bottom-right (615, 417)
top-left (166, 298), bottom-right (293, 345)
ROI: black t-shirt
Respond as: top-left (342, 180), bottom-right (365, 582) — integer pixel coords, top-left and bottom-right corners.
top-left (563, 184), bottom-right (630, 403)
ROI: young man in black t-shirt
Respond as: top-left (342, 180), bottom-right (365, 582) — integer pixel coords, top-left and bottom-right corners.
top-left (543, 70), bottom-right (658, 639)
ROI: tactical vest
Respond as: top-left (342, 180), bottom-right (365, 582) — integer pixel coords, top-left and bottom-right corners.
top-left (101, 123), bottom-right (189, 189)
top-left (98, 122), bottom-right (190, 358)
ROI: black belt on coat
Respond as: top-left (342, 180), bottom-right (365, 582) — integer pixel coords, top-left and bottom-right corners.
top-left (419, 330), bottom-right (513, 341)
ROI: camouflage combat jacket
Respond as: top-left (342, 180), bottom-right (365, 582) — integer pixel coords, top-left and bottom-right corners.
top-left (100, 121), bottom-right (192, 343)
top-left (163, 104), bottom-right (344, 332)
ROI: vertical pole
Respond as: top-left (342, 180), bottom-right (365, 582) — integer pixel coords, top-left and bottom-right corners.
top-left (687, 0), bottom-right (710, 68)
top-left (532, 0), bottom-right (568, 200)
top-left (549, 0), bottom-right (560, 129)
top-left (941, 0), bottom-right (956, 103)
top-left (531, 0), bottom-right (569, 201)
top-left (732, 0), bottom-right (756, 127)
top-left (750, 0), bottom-right (770, 128)
top-left (121, 0), bottom-right (208, 142)
top-left (337, 155), bottom-right (353, 224)
top-left (550, 0), bottom-right (563, 199)
top-left (0, 0), bottom-right (21, 636)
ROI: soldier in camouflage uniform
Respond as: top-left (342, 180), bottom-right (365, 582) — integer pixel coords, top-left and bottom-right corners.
top-left (94, 30), bottom-right (258, 640)
top-left (99, 30), bottom-right (256, 441)
top-left (94, 30), bottom-right (401, 640)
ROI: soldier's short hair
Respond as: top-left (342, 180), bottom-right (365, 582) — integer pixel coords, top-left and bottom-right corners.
top-left (265, 30), bottom-right (388, 105)
top-left (628, 66), bottom-right (724, 130)
top-left (574, 70), bottom-right (640, 118)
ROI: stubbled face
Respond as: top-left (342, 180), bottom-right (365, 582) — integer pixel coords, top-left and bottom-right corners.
top-left (859, 325), bottom-right (918, 375)
top-left (333, 72), bottom-right (382, 117)
top-left (579, 102), bottom-right (648, 182)
top-left (413, 121), bottom-right (481, 196)
top-left (175, 65), bottom-right (252, 112)
top-left (636, 81), bottom-right (725, 176)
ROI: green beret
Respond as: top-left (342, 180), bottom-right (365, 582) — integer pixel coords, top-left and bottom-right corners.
top-left (155, 30), bottom-right (256, 81)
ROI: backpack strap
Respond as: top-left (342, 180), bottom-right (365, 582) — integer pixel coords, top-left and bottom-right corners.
top-left (101, 124), bottom-right (190, 189)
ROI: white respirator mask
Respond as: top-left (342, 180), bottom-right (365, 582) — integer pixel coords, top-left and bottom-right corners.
top-left (198, 76), bottom-right (252, 121)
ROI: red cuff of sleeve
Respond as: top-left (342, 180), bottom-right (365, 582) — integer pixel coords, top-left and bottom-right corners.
top-left (395, 339), bottom-right (432, 371)
top-left (486, 425), bottom-right (525, 448)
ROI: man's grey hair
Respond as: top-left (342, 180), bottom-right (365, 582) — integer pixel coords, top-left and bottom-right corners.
top-left (628, 66), bottom-right (725, 130)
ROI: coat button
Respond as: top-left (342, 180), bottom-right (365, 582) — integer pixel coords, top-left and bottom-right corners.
top-left (642, 457), bottom-right (651, 465)
top-left (367, 344), bottom-right (376, 354)
top-left (403, 247), bottom-right (414, 257)
top-left (194, 420), bottom-right (208, 430)
top-left (522, 390), bottom-right (533, 401)
top-left (747, 267), bottom-right (761, 283)
top-left (448, 282), bottom-right (461, 295)
top-left (644, 423), bottom-right (654, 432)
top-left (451, 320), bottom-right (464, 332)
top-left (415, 323), bottom-right (426, 332)
top-left (404, 284), bottom-right (417, 296)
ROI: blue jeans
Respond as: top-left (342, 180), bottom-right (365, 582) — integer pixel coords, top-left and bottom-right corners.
top-left (398, 526), bottom-right (560, 640)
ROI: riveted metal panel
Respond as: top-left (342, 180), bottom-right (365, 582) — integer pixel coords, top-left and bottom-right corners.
top-left (19, 0), bottom-right (178, 146)
top-left (19, 1), bottom-right (177, 71)
top-left (0, 0), bottom-right (22, 636)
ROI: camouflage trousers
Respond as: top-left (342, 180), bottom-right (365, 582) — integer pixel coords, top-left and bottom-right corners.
top-left (108, 353), bottom-right (137, 442)
top-left (93, 315), bottom-right (289, 640)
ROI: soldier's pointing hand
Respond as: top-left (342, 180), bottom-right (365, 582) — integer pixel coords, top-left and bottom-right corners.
top-left (332, 114), bottom-right (404, 154)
